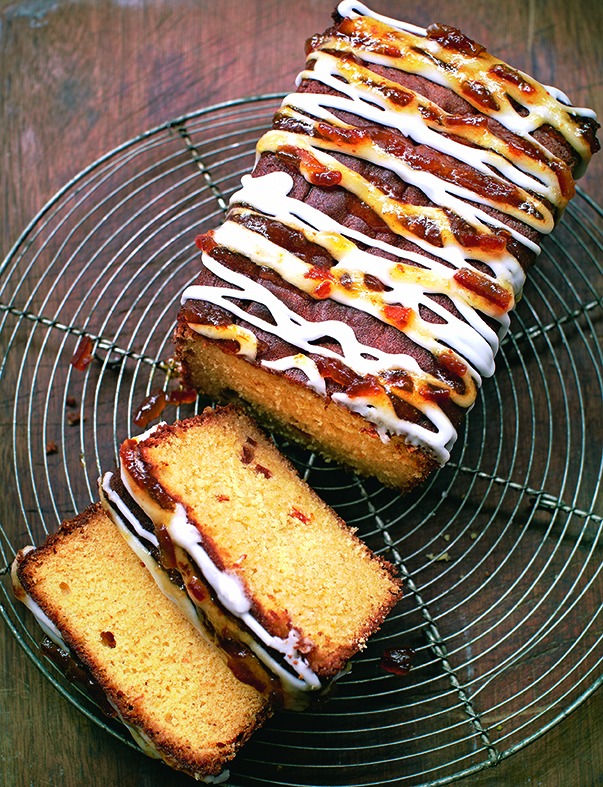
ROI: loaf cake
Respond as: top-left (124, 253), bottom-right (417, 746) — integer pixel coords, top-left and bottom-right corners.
top-left (100, 406), bottom-right (402, 709)
top-left (12, 504), bottom-right (271, 782)
top-left (174, 1), bottom-right (599, 492)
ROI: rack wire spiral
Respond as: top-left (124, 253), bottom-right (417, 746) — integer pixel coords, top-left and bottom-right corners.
top-left (1, 94), bottom-right (603, 786)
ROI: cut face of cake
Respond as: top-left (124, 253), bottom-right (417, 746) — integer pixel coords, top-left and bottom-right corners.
top-left (100, 406), bottom-right (402, 709)
top-left (12, 504), bottom-right (271, 782)
top-left (174, 1), bottom-right (599, 492)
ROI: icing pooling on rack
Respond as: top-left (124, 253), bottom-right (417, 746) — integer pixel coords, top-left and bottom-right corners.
top-left (181, 3), bottom-right (597, 463)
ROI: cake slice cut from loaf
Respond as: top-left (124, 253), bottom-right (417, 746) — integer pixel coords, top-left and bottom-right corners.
top-left (102, 405), bottom-right (402, 708)
top-left (12, 504), bottom-right (271, 782)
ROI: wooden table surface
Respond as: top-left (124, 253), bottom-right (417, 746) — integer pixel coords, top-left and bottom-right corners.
top-left (1, 1), bottom-right (602, 785)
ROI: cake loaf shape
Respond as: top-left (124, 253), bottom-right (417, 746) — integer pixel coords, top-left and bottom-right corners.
top-left (100, 406), bottom-right (402, 709)
top-left (174, 1), bottom-right (599, 492)
top-left (12, 504), bottom-right (271, 782)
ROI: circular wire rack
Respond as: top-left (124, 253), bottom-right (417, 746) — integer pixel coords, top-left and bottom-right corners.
top-left (1, 94), bottom-right (603, 786)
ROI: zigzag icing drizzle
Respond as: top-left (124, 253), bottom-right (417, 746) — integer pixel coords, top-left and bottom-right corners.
top-left (182, 2), bottom-right (596, 463)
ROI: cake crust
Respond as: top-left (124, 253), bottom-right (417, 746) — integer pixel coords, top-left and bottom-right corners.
top-left (174, 322), bottom-right (439, 492)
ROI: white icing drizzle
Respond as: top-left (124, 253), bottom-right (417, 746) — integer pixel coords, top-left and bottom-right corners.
top-left (99, 472), bottom-right (205, 627)
top-left (186, 254), bottom-right (426, 380)
top-left (235, 171), bottom-right (524, 289)
top-left (185, 251), bottom-right (459, 460)
top-left (293, 50), bottom-right (561, 215)
top-left (199, 770), bottom-right (231, 784)
top-left (543, 82), bottom-right (597, 120)
top-left (101, 473), bottom-right (160, 549)
top-left (337, 0), bottom-right (427, 36)
top-left (332, 388), bottom-right (457, 452)
top-left (11, 550), bottom-right (67, 650)
top-left (278, 108), bottom-right (552, 236)
top-left (262, 353), bottom-right (327, 395)
top-left (260, 128), bottom-right (544, 255)
top-left (187, 323), bottom-right (258, 361)
top-left (212, 195), bottom-right (502, 377)
top-left (334, 1), bottom-right (596, 167)
top-left (164, 504), bottom-right (321, 690)
top-left (183, 3), bottom-right (596, 463)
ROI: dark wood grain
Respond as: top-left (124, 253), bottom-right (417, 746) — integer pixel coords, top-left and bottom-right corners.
top-left (1, 1), bottom-right (602, 785)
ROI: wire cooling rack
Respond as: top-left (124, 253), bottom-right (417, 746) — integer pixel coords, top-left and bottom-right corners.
top-left (1, 94), bottom-right (603, 786)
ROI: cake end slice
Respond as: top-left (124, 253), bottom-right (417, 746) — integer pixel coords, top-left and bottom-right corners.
top-left (12, 503), bottom-right (271, 782)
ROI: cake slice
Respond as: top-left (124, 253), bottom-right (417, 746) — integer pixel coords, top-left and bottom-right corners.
top-left (174, 1), bottom-right (599, 492)
top-left (100, 406), bottom-right (402, 708)
top-left (12, 504), bottom-right (271, 782)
